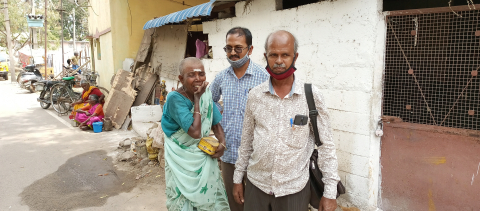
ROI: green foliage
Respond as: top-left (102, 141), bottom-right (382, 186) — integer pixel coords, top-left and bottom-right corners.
top-left (0, 0), bottom-right (89, 52)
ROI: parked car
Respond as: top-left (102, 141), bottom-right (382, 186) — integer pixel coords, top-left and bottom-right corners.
top-left (0, 54), bottom-right (9, 80)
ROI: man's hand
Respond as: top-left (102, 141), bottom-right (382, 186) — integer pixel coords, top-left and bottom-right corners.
top-left (232, 183), bottom-right (244, 205)
top-left (318, 197), bottom-right (337, 211)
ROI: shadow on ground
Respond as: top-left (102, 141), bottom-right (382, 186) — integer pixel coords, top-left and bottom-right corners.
top-left (20, 150), bottom-right (137, 211)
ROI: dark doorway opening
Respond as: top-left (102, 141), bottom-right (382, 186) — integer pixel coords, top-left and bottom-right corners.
top-left (185, 32), bottom-right (210, 59)
top-left (282, 0), bottom-right (319, 10)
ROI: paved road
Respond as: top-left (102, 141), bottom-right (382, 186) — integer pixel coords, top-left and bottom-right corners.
top-left (0, 79), bottom-right (166, 211)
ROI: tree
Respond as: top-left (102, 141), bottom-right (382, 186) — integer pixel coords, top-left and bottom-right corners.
top-left (0, 0), bottom-right (89, 54)
top-left (0, 0), bottom-right (31, 53)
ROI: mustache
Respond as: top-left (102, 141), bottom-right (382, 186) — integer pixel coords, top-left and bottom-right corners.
top-left (273, 63), bottom-right (286, 68)
top-left (229, 55), bottom-right (240, 59)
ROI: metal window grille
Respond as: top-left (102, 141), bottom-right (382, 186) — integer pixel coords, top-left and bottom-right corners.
top-left (383, 9), bottom-right (480, 131)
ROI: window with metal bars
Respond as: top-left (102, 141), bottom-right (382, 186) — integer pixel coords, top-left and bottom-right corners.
top-left (383, 10), bottom-right (480, 131)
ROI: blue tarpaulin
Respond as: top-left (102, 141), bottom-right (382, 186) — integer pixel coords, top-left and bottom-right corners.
top-left (143, 0), bottom-right (218, 30)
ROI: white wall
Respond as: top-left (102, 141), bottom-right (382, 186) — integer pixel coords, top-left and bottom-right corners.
top-left (198, 0), bottom-right (386, 210)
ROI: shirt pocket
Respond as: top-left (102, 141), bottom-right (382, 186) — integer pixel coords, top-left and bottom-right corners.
top-left (286, 122), bottom-right (310, 149)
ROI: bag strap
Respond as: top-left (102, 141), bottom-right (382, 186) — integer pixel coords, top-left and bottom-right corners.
top-left (304, 83), bottom-right (323, 147)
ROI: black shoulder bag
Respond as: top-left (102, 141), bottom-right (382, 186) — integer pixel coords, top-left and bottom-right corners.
top-left (304, 83), bottom-right (346, 209)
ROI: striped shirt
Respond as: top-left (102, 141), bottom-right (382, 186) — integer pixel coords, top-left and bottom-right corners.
top-left (210, 60), bottom-right (269, 164)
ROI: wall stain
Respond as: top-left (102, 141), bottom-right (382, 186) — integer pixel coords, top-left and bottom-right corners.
top-left (424, 157), bottom-right (446, 165)
top-left (428, 188), bottom-right (436, 211)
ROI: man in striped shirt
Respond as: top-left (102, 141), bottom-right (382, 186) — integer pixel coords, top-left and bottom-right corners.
top-left (210, 27), bottom-right (269, 211)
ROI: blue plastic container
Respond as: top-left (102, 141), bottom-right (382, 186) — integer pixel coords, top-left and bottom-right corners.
top-left (92, 122), bottom-right (103, 133)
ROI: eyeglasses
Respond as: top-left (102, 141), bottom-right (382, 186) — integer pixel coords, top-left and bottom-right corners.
top-left (223, 46), bottom-right (249, 54)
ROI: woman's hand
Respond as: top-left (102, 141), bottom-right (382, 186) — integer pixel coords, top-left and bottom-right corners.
top-left (85, 112), bottom-right (91, 116)
top-left (194, 81), bottom-right (209, 100)
top-left (211, 124), bottom-right (226, 158)
top-left (211, 141), bottom-right (225, 158)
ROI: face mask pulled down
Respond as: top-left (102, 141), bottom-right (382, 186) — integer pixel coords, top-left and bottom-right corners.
top-left (227, 51), bottom-right (250, 69)
top-left (265, 55), bottom-right (297, 80)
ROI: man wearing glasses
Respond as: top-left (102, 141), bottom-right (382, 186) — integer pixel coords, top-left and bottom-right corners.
top-left (210, 27), bottom-right (269, 211)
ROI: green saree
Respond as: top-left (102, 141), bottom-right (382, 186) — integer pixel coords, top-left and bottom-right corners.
top-left (164, 89), bottom-right (230, 211)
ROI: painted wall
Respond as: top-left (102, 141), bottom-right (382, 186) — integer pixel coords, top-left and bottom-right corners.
top-left (109, 0), bottom-right (208, 72)
top-left (197, 0), bottom-right (385, 210)
top-left (88, 0), bottom-right (208, 89)
top-left (88, 0), bottom-right (114, 90)
top-left (381, 123), bottom-right (480, 210)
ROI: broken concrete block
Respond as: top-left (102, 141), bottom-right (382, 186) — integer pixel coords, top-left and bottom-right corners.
top-left (131, 137), bottom-right (145, 143)
top-left (119, 138), bottom-right (132, 147)
top-left (119, 151), bottom-right (135, 162)
top-left (149, 122), bottom-right (164, 149)
top-left (131, 105), bottom-right (163, 139)
top-left (139, 159), bottom-right (150, 167)
top-left (136, 142), bottom-right (148, 159)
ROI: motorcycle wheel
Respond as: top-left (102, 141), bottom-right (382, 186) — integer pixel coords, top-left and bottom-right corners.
top-left (50, 84), bottom-right (71, 115)
top-left (39, 90), bottom-right (51, 109)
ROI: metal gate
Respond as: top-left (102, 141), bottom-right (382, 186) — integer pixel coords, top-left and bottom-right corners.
top-left (381, 6), bottom-right (480, 210)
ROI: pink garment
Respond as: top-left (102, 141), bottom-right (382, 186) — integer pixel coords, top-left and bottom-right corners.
top-left (195, 39), bottom-right (206, 58)
top-left (75, 104), bottom-right (104, 126)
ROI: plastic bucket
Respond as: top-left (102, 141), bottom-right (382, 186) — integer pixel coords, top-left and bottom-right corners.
top-left (92, 122), bottom-right (103, 133)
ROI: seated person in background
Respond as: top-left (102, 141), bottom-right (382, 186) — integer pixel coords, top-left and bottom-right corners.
top-left (70, 80), bottom-right (104, 119)
top-left (71, 52), bottom-right (81, 74)
top-left (75, 94), bottom-right (104, 131)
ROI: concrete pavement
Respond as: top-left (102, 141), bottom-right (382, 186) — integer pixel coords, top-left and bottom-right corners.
top-left (0, 79), bottom-right (166, 211)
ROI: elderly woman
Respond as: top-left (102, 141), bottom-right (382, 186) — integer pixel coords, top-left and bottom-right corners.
top-left (161, 57), bottom-right (229, 211)
top-left (70, 80), bottom-right (105, 119)
top-left (75, 94), bottom-right (104, 130)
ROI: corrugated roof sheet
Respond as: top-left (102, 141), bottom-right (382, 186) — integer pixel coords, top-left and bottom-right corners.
top-left (143, 0), bottom-right (216, 30)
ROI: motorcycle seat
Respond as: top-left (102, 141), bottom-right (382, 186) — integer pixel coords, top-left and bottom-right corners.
top-left (46, 81), bottom-right (61, 86)
top-left (62, 76), bottom-right (75, 81)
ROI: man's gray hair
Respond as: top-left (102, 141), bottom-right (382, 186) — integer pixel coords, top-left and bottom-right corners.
top-left (80, 80), bottom-right (89, 85)
top-left (264, 30), bottom-right (299, 54)
top-left (178, 57), bottom-right (203, 75)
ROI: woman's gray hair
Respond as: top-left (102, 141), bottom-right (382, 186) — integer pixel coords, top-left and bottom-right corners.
top-left (264, 30), bottom-right (298, 54)
top-left (178, 57), bottom-right (203, 75)
top-left (80, 80), bottom-right (89, 85)
top-left (88, 94), bottom-right (99, 103)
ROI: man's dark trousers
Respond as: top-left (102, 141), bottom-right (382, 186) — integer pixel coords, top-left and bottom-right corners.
top-left (244, 178), bottom-right (310, 211)
top-left (221, 161), bottom-right (244, 211)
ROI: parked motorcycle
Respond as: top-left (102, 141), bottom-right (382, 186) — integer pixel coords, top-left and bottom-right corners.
top-left (35, 66), bottom-right (79, 109)
top-left (18, 65), bottom-right (43, 93)
top-left (35, 80), bottom-right (62, 109)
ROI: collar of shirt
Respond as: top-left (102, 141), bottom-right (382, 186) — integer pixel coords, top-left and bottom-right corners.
top-left (265, 75), bottom-right (303, 98)
top-left (226, 59), bottom-right (255, 79)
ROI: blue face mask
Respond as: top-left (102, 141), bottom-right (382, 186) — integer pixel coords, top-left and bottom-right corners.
top-left (227, 49), bottom-right (250, 69)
